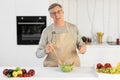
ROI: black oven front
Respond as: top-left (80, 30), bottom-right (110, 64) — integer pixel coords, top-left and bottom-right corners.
top-left (17, 16), bottom-right (46, 45)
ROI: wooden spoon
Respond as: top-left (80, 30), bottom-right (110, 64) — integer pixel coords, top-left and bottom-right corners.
top-left (49, 43), bottom-right (62, 65)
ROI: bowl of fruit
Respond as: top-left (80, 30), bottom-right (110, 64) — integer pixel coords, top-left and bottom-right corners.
top-left (95, 62), bottom-right (120, 75)
top-left (59, 63), bottom-right (74, 72)
top-left (3, 67), bottom-right (35, 78)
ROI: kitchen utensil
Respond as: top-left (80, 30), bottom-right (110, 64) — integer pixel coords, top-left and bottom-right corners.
top-left (50, 31), bottom-right (62, 65)
top-left (96, 32), bottom-right (104, 44)
top-left (49, 43), bottom-right (62, 65)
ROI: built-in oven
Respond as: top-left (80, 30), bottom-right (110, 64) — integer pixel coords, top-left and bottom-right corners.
top-left (17, 16), bottom-right (46, 45)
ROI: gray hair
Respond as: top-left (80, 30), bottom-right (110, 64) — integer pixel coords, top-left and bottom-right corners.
top-left (48, 3), bottom-right (62, 11)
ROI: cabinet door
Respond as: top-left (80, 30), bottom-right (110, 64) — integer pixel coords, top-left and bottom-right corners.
top-left (15, 0), bottom-right (49, 15)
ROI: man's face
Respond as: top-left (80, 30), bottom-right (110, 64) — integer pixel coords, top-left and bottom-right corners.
top-left (49, 6), bottom-right (64, 22)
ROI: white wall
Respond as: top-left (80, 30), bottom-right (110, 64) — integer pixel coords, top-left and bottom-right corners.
top-left (0, 0), bottom-right (120, 67)
top-left (79, 45), bottom-right (120, 67)
top-left (0, 0), bottom-right (49, 67)
top-left (49, 0), bottom-right (120, 42)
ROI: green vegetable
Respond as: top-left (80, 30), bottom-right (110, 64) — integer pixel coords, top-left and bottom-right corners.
top-left (60, 64), bottom-right (73, 72)
top-left (7, 73), bottom-right (12, 78)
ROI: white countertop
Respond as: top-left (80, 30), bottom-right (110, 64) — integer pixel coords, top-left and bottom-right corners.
top-left (1, 66), bottom-right (120, 80)
top-left (86, 42), bottom-right (120, 48)
top-left (0, 67), bottom-right (98, 80)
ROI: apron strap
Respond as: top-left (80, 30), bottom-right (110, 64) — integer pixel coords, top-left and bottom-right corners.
top-left (66, 23), bottom-right (76, 46)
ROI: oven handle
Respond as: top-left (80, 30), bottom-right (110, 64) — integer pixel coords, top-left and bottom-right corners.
top-left (18, 22), bottom-right (45, 25)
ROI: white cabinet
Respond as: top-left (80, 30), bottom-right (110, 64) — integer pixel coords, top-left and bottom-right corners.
top-left (80, 44), bottom-right (120, 67)
top-left (15, 0), bottom-right (49, 15)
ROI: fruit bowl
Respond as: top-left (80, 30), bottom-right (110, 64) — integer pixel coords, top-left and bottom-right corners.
top-left (3, 67), bottom-right (35, 78)
top-left (59, 63), bottom-right (73, 72)
top-left (95, 62), bottom-right (120, 75)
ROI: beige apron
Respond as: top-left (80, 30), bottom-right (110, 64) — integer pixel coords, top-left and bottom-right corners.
top-left (44, 23), bottom-right (80, 67)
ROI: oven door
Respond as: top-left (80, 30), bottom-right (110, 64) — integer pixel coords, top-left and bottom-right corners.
top-left (17, 16), bottom-right (46, 45)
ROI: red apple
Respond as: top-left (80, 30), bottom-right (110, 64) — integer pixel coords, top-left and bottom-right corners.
top-left (104, 63), bottom-right (112, 68)
top-left (96, 63), bottom-right (103, 69)
top-left (28, 69), bottom-right (35, 76)
top-left (3, 69), bottom-right (9, 76)
top-left (21, 69), bottom-right (27, 74)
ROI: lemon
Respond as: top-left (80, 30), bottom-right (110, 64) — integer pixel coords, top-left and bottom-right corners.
top-left (17, 70), bottom-right (22, 75)
top-left (116, 62), bottom-right (120, 68)
top-left (12, 71), bottom-right (18, 77)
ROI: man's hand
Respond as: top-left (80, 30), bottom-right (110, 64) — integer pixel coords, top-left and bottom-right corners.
top-left (78, 45), bottom-right (86, 54)
top-left (45, 43), bottom-right (54, 54)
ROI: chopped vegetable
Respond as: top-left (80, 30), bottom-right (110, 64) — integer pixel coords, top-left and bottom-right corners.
top-left (60, 64), bottom-right (73, 72)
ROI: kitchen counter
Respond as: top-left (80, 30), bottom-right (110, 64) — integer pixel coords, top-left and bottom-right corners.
top-left (0, 66), bottom-right (98, 80)
top-left (86, 42), bottom-right (120, 47)
top-left (1, 43), bottom-right (120, 80)
top-left (1, 66), bottom-right (120, 80)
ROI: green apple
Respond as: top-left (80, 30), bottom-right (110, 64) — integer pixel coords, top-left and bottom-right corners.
top-left (15, 67), bottom-right (21, 71)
